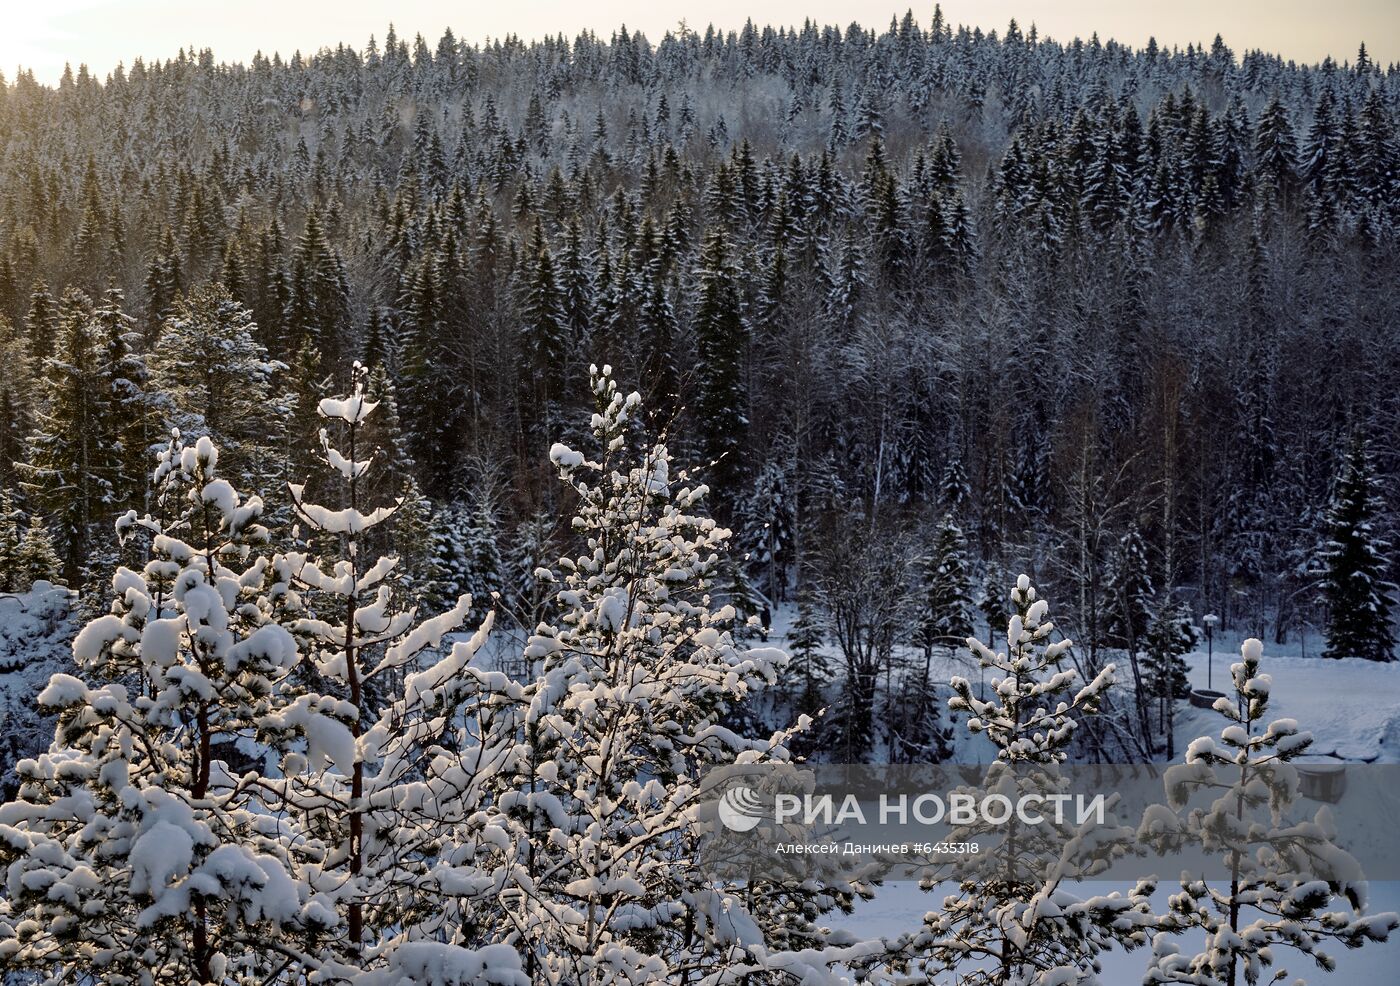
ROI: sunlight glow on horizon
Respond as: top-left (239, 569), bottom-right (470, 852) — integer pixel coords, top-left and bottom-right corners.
top-left (2, 1), bottom-right (1396, 87)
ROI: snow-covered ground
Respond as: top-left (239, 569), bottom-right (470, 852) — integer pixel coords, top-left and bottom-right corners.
top-left (1177, 641), bottom-right (1400, 763)
top-left (833, 880), bottom-right (1400, 984)
top-left (0, 583), bottom-right (75, 798)
top-left (767, 601), bottom-right (1400, 765)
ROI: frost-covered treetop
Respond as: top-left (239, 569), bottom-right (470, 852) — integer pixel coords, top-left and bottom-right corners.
top-left (527, 364), bottom-right (769, 708)
top-left (950, 574), bottom-right (1116, 762)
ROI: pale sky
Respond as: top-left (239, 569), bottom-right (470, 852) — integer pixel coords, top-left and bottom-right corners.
top-left (2, 1), bottom-right (1395, 86)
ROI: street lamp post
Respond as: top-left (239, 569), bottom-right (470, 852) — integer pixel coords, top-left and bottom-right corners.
top-left (1203, 613), bottom-right (1220, 691)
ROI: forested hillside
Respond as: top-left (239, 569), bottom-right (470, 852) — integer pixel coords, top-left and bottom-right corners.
top-left (0, 6), bottom-right (1397, 739)
top-left (1, 9), bottom-right (1399, 981)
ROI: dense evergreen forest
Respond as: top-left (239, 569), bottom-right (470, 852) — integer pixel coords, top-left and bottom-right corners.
top-left (0, 6), bottom-right (1397, 748)
top-left (2, 9), bottom-right (1400, 984)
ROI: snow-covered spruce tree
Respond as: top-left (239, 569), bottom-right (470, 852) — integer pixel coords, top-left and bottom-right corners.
top-left (915, 513), bottom-right (975, 660)
top-left (1320, 434), bottom-right (1396, 661)
top-left (464, 492), bottom-right (505, 626)
top-left (1139, 638), bottom-right (1398, 986)
top-left (149, 284), bottom-right (290, 504)
top-left (740, 461), bottom-right (795, 604)
top-left (0, 314), bottom-right (37, 493)
top-left (874, 575), bottom-right (1151, 986)
top-left (508, 511), bottom-right (558, 632)
top-left (1106, 524), bottom-right (1153, 652)
top-left (432, 490), bottom-right (505, 628)
top-left (92, 284), bottom-right (160, 515)
top-left (883, 515), bottom-right (969, 765)
top-left (1141, 598), bottom-right (1195, 759)
top-left (13, 510), bottom-right (63, 589)
top-left (19, 289), bottom-right (124, 584)
top-left (0, 432), bottom-right (312, 983)
top-left (693, 230), bottom-right (749, 511)
top-left (390, 474), bottom-right (445, 608)
top-left (453, 366), bottom-right (855, 984)
top-left (0, 489), bottom-right (22, 591)
top-left (787, 585), bottom-right (833, 725)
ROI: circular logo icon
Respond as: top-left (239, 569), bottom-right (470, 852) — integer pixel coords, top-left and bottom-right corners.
top-left (717, 785), bottom-right (766, 832)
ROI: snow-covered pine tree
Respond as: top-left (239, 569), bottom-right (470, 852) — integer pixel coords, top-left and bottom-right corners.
top-left (278, 362), bottom-right (482, 965)
top-left (1140, 638), bottom-right (1399, 985)
top-left (0, 432), bottom-right (311, 982)
top-left (1321, 434), bottom-right (1396, 661)
top-left (1141, 596), bottom-right (1195, 759)
top-left (286, 207), bottom-right (352, 368)
top-left (359, 361), bottom-right (413, 512)
top-left (954, 578), bottom-right (1118, 762)
top-left (879, 575), bottom-right (1150, 985)
top-left (455, 366), bottom-right (848, 983)
top-left (23, 281), bottom-right (58, 362)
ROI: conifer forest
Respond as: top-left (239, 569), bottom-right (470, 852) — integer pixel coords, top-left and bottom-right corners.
top-left (0, 5), bottom-right (1398, 984)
